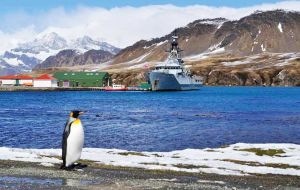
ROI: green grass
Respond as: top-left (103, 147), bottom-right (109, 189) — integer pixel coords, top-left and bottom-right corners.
top-left (172, 164), bottom-right (210, 169)
top-left (205, 149), bottom-right (217, 152)
top-left (222, 159), bottom-right (300, 169)
top-left (237, 148), bottom-right (285, 156)
top-left (118, 152), bottom-right (149, 157)
top-left (219, 145), bottom-right (230, 148)
top-left (152, 153), bottom-right (163, 157)
top-left (140, 162), bottom-right (167, 166)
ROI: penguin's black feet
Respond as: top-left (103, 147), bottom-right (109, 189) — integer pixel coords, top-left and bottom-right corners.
top-left (73, 163), bottom-right (88, 169)
top-left (60, 164), bottom-right (75, 171)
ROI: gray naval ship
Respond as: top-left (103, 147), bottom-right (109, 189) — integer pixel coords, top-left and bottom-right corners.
top-left (149, 33), bottom-right (203, 91)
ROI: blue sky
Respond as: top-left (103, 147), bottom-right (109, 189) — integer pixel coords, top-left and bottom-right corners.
top-left (0, 0), bottom-right (284, 13)
top-left (0, 0), bottom-right (299, 51)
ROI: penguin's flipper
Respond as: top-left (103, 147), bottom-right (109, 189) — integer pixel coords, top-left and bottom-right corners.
top-left (62, 120), bottom-right (73, 167)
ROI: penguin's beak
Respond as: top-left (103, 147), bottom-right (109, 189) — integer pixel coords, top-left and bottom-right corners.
top-left (79, 111), bottom-right (84, 115)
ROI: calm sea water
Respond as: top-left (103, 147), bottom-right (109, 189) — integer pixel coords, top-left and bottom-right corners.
top-left (0, 87), bottom-right (299, 151)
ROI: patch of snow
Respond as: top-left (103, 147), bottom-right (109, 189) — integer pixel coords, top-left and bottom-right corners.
top-left (184, 46), bottom-right (225, 62)
top-left (185, 39), bottom-right (189, 42)
top-left (196, 19), bottom-right (226, 29)
top-left (222, 59), bottom-right (250, 66)
top-left (3, 58), bottom-right (25, 67)
top-left (156, 40), bottom-right (168, 47)
top-left (143, 44), bottom-right (155, 49)
top-left (40, 162), bottom-right (54, 167)
top-left (208, 41), bottom-right (222, 51)
top-left (9, 33), bottom-right (119, 63)
top-left (144, 40), bottom-right (168, 49)
top-left (278, 23), bottom-right (283, 33)
top-left (127, 51), bottom-right (153, 64)
top-left (217, 22), bottom-right (224, 29)
top-left (12, 48), bottom-right (61, 61)
top-left (198, 180), bottom-right (226, 185)
top-left (184, 54), bottom-right (209, 61)
top-left (1, 143), bottom-right (300, 176)
top-left (210, 47), bottom-right (225, 54)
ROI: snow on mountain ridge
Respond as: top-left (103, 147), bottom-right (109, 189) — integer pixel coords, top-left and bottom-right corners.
top-left (12, 32), bottom-right (119, 58)
top-left (0, 32), bottom-right (120, 75)
top-left (70, 36), bottom-right (120, 54)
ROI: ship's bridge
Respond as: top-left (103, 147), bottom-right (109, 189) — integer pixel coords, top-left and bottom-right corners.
top-left (154, 59), bottom-right (184, 75)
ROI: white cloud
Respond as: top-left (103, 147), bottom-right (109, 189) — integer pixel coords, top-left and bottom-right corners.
top-left (0, 1), bottom-right (300, 53)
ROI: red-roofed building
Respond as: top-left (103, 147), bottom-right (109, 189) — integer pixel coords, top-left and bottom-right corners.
top-left (33, 74), bottom-right (58, 88)
top-left (0, 75), bottom-right (33, 86)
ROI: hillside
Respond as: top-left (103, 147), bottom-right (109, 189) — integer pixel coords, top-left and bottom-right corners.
top-left (33, 49), bottom-right (114, 70)
top-left (101, 10), bottom-right (300, 86)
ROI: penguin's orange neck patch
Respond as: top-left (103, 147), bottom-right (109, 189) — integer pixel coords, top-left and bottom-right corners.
top-left (73, 119), bottom-right (81, 125)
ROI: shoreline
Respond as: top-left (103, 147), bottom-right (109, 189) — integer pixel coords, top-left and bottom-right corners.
top-left (0, 160), bottom-right (299, 189)
top-left (0, 86), bottom-right (298, 92)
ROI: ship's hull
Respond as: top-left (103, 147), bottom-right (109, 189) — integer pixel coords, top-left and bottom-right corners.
top-left (149, 72), bottom-right (202, 91)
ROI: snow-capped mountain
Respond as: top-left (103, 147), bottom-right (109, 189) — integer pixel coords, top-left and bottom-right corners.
top-left (0, 32), bottom-right (120, 75)
top-left (71, 36), bottom-right (120, 55)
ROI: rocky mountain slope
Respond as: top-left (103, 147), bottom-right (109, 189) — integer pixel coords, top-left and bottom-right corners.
top-left (0, 33), bottom-right (120, 75)
top-left (96, 10), bottom-right (300, 86)
top-left (34, 49), bottom-right (114, 70)
top-left (110, 10), bottom-right (300, 66)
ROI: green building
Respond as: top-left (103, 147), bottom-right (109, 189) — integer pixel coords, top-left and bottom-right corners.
top-left (139, 82), bottom-right (152, 90)
top-left (53, 72), bottom-right (110, 87)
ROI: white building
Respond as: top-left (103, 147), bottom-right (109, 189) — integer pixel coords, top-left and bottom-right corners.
top-left (0, 75), bottom-right (33, 86)
top-left (33, 74), bottom-right (58, 88)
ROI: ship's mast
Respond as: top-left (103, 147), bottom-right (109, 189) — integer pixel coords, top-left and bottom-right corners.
top-left (169, 30), bottom-right (183, 63)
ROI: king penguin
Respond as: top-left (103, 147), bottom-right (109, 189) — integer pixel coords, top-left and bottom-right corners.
top-left (61, 110), bottom-right (85, 169)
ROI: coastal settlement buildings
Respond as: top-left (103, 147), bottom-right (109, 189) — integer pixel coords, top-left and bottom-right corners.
top-left (0, 72), bottom-right (110, 88)
top-left (0, 75), bottom-right (33, 86)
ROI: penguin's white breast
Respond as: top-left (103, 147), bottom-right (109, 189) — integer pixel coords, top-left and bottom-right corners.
top-left (66, 120), bottom-right (84, 166)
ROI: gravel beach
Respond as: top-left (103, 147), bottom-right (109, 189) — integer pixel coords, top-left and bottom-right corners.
top-left (0, 160), bottom-right (299, 190)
